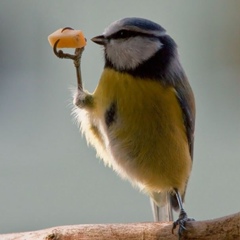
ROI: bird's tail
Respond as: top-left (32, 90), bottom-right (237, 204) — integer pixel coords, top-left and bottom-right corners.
top-left (150, 192), bottom-right (173, 221)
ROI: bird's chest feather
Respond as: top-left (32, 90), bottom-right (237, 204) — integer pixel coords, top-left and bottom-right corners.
top-left (84, 68), bottom-right (189, 183)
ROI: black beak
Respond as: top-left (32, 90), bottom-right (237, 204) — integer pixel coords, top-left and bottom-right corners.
top-left (91, 35), bottom-right (107, 45)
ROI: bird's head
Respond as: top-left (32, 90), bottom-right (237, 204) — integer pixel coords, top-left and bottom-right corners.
top-left (91, 17), bottom-right (183, 82)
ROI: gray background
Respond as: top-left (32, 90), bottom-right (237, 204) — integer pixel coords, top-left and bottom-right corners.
top-left (0, 0), bottom-right (240, 234)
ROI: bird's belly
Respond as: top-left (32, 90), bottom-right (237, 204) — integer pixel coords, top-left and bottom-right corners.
top-left (90, 104), bottom-right (191, 194)
top-left (104, 112), bottom-right (191, 193)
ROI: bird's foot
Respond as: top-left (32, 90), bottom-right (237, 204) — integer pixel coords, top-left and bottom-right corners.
top-left (172, 209), bottom-right (194, 239)
top-left (53, 27), bottom-right (85, 62)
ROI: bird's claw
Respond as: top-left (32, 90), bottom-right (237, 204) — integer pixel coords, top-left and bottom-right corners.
top-left (53, 26), bottom-right (84, 61)
top-left (53, 39), bottom-right (84, 61)
top-left (172, 210), bottom-right (194, 239)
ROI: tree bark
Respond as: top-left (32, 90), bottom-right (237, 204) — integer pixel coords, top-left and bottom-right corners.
top-left (1, 212), bottom-right (239, 240)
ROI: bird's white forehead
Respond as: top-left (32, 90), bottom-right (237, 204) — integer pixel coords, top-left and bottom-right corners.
top-left (103, 18), bottom-right (166, 37)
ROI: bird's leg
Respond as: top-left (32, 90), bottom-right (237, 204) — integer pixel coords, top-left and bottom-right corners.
top-left (53, 39), bottom-right (84, 91)
top-left (53, 39), bottom-right (93, 108)
top-left (172, 189), bottom-right (194, 239)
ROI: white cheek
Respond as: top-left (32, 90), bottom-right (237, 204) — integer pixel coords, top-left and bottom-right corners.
top-left (106, 37), bottom-right (162, 70)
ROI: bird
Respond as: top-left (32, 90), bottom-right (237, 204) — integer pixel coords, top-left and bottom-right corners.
top-left (72, 17), bottom-right (195, 237)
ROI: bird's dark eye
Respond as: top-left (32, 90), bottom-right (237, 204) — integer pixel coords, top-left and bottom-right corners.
top-left (118, 30), bottom-right (130, 38)
top-left (111, 30), bottom-right (137, 39)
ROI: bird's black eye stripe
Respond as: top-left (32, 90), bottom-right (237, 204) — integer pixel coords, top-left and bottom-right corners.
top-left (109, 30), bottom-right (157, 40)
top-left (110, 30), bottom-right (137, 39)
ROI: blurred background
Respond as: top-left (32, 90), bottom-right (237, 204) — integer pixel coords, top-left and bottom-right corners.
top-left (0, 0), bottom-right (239, 234)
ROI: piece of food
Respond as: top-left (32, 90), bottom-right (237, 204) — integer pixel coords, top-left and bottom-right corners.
top-left (48, 27), bottom-right (86, 48)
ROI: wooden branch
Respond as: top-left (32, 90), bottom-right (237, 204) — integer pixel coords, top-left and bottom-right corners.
top-left (1, 212), bottom-right (239, 240)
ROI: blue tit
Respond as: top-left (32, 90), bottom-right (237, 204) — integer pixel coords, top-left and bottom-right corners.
top-left (72, 17), bottom-right (195, 236)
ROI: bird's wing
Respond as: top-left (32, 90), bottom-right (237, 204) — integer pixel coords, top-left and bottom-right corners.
top-left (175, 79), bottom-right (195, 160)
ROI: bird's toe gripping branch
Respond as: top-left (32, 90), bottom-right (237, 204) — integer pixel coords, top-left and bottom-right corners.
top-left (172, 209), bottom-right (195, 239)
top-left (53, 37), bottom-right (85, 91)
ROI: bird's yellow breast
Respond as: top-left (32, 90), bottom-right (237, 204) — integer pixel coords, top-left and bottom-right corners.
top-left (82, 68), bottom-right (191, 194)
